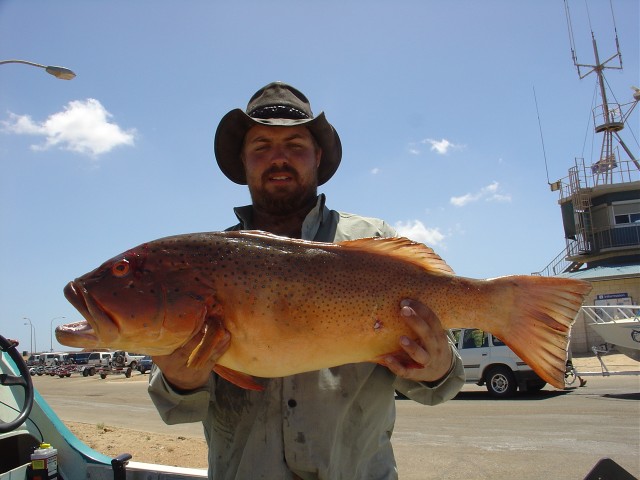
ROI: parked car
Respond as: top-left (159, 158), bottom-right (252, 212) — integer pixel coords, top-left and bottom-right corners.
top-left (26, 354), bottom-right (40, 366)
top-left (137, 356), bottom-right (153, 374)
top-left (451, 328), bottom-right (546, 398)
top-left (112, 351), bottom-right (145, 369)
top-left (87, 352), bottom-right (113, 366)
top-left (80, 352), bottom-right (113, 376)
top-left (41, 352), bottom-right (65, 366)
top-left (67, 352), bottom-right (91, 365)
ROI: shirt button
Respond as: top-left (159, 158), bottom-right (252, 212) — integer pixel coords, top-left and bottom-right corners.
top-left (288, 399), bottom-right (297, 408)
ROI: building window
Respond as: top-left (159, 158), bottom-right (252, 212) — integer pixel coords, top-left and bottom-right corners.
top-left (614, 212), bottom-right (640, 225)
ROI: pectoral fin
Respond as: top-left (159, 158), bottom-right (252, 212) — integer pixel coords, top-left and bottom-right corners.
top-left (187, 313), bottom-right (227, 369)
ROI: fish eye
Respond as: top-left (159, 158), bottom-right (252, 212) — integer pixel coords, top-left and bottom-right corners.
top-left (111, 259), bottom-right (131, 278)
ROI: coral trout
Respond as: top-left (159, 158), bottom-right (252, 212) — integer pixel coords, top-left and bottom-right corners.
top-left (57, 230), bottom-right (591, 389)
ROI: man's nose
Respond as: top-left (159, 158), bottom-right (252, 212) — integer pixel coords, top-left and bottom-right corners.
top-left (268, 144), bottom-right (288, 163)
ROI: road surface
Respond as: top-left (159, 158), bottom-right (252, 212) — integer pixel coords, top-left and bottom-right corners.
top-left (32, 364), bottom-right (639, 479)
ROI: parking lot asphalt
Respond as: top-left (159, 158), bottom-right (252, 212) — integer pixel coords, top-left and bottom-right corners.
top-left (32, 362), bottom-right (639, 480)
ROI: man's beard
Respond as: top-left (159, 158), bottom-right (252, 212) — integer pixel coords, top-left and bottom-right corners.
top-left (249, 165), bottom-right (318, 216)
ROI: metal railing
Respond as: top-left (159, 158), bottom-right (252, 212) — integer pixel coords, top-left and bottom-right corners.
top-left (533, 241), bottom-right (581, 276)
top-left (557, 158), bottom-right (639, 202)
top-left (582, 305), bottom-right (640, 324)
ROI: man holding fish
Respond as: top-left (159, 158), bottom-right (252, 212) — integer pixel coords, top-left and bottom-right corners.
top-left (58, 81), bottom-right (588, 477)
top-left (148, 82), bottom-right (465, 479)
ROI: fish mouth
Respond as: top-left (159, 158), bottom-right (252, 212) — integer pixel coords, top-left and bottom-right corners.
top-left (58, 281), bottom-right (119, 347)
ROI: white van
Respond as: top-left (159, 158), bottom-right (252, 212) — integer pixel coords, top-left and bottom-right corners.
top-left (451, 328), bottom-right (546, 398)
top-left (87, 352), bottom-right (113, 367)
top-left (41, 352), bottom-right (65, 366)
top-left (26, 354), bottom-right (40, 366)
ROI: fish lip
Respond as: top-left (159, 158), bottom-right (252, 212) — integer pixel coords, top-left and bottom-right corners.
top-left (62, 280), bottom-right (119, 344)
top-left (64, 281), bottom-right (92, 322)
top-left (55, 320), bottom-right (97, 345)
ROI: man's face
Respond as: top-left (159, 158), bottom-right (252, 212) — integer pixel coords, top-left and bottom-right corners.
top-left (242, 125), bottom-right (322, 215)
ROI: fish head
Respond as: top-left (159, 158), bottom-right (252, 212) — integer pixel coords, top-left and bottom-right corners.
top-left (57, 239), bottom-right (213, 355)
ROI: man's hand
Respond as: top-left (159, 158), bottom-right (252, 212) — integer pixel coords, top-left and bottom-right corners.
top-left (152, 329), bottom-right (230, 392)
top-left (384, 299), bottom-right (453, 384)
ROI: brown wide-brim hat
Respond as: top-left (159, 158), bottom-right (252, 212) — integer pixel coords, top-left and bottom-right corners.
top-left (214, 81), bottom-right (342, 185)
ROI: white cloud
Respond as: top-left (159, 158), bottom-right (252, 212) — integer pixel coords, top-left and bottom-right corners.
top-left (450, 193), bottom-right (475, 207)
top-left (394, 219), bottom-right (446, 246)
top-left (423, 138), bottom-right (463, 155)
top-left (450, 181), bottom-right (512, 207)
top-left (2, 98), bottom-right (135, 157)
top-left (407, 137), bottom-right (464, 156)
top-left (371, 167), bottom-right (380, 175)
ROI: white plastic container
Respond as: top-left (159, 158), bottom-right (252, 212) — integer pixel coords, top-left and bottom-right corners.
top-left (30, 443), bottom-right (58, 480)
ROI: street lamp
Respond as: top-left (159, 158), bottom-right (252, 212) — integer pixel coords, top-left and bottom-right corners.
top-left (23, 317), bottom-right (36, 354)
top-left (50, 316), bottom-right (66, 352)
top-left (0, 59), bottom-right (76, 80)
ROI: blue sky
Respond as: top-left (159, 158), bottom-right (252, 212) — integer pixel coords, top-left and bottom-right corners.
top-left (1, 1), bottom-right (638, 353)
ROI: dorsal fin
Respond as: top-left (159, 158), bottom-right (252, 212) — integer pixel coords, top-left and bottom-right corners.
top-left (337, 236), bottom-right (455, 275)
top-left (223, 231), bottom-right (455, 275)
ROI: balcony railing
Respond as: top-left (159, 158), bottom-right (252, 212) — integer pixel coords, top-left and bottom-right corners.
top-left (591, 224), bottom-right (640, 252)
top-left (557, 158), bottom-right (639, 201)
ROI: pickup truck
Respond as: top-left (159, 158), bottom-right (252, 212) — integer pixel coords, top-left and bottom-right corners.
top-left (96, 351), bottom-right (146, 379)
top-left (451, 328), bottom-right (546, 398)
top-left (111, 351), bottom-right (145, 369)
top-left (79, 351), bottom-right (113, 376)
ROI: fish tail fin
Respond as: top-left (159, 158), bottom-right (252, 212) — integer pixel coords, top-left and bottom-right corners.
top-left (489, 276), bottom-right (591, 389)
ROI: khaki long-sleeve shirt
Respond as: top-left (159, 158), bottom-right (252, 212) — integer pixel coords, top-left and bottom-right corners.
top-left (148, 194), bottom-right (465, 479)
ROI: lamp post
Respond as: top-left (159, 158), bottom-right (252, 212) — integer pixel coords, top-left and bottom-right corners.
top-left (0, 59), bottom-right (76, 80)
top-left (23, 317), bottom-right (36, 354)
top-left (50, 316), bottom-right (66, 352)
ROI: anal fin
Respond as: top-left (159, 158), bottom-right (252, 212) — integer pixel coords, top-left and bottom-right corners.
top-left (214, 364), bottom-right (265, 391)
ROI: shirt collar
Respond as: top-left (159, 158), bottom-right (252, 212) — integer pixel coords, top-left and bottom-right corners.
top-left (232, 194), bottom-right (328, 241)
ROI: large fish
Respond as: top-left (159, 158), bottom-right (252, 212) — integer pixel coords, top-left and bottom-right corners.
top-left (58, 230), bottom-right (591, 390)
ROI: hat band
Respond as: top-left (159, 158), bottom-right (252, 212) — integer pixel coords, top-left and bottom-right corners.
top-left (249, 105), bottom-right (310, 120)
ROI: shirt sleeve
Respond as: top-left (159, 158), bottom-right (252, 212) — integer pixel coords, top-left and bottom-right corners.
top-left (392, 339), bottom-right (465, 406)
top-left (147, 365), bottom-right (213, 425)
